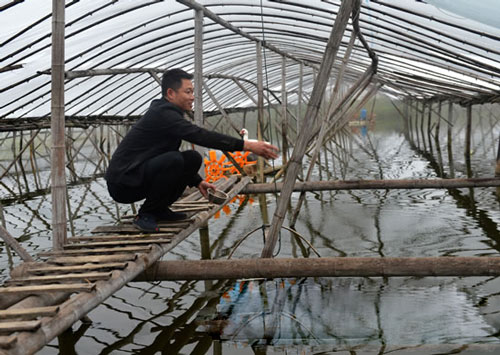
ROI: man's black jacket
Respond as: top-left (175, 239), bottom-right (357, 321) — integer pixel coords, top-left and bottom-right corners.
top-left (105, 98), bottom-right (244, 187)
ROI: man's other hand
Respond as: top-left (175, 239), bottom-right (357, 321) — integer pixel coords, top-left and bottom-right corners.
top-left (198, 180), bottom-right (216, 199)
top-left (243, 140), bottom-right (279, 160)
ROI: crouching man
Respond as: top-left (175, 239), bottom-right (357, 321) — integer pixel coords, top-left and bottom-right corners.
top-left (105, 68), bottom-right (278, 232)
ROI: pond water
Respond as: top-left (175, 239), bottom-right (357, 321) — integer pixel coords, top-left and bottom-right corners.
top-left (1, 105), bottom-right (500, 354)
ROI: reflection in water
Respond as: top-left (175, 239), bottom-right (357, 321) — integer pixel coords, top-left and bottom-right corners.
top-left (2, 102), bottom-right (500, 353)
top-left (200, 278), bottom-right (495, 347)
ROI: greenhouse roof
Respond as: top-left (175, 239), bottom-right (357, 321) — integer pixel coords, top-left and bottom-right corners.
top-left (1, 0), bottom-right (499, 120)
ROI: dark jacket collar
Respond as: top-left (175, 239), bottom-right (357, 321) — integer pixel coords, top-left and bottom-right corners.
top-left (159, 97), bottom-right (184, 114)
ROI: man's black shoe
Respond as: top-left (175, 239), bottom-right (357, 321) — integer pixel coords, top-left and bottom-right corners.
top-left (156, 208), bottom-right (187, 222)
top-left (133, 213), bottom-right (158, 232)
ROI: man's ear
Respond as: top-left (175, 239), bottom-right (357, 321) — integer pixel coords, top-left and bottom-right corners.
top-left (166, 87), bottom-right (176, 100)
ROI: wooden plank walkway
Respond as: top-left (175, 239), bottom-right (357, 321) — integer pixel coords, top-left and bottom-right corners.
top-left (0, 176), bottom-right (251, 355)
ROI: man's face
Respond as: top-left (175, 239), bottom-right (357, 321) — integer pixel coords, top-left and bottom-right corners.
top-left (166, 79), bottom-right (194, 112)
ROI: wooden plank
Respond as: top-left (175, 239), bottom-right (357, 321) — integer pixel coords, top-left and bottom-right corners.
top-left (38, 245), bottom-right (152, 256)
top-left (0, 306), bottom-right (59, 320)
top-left (156, 224), bottom-right (189, 230)
top-left (26, 262), bottom-right (128, 275)
top-left (6, 272), bottom-right (111, 286)
top-left (0, 283), bottom-right (95, 295)
top-left (67, 234), bottom-right (174, 242)
top-left (170, 206), bottom-right (209, 213)
top-left (63, 239), bottom-right (171, 249)
top-left (119, 215), bottom-right (193, 226)
top-left (0, 320), bottom-right (41, 333)
top-left (142, 220), bottom-right (192, 228)
top-left (91, 225), bottom-right (183, 234)
top-left (0, 335), bottom-right (17, 349)
top-left (47, 254), bottom-right (136, 265)
top-left (172, 201), bottom-right (209, 206)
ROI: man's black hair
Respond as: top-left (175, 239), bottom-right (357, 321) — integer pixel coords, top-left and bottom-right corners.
top-left (161, 68), bottom-right (193, 96)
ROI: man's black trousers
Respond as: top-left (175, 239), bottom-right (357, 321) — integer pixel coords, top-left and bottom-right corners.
top-left (107, 150), bottom-right (202, 215)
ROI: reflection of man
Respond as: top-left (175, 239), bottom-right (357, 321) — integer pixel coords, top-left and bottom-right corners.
top-left (105, 68), bottom-right (278, 232)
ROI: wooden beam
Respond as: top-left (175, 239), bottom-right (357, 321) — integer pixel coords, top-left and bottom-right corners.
top-left (242, 177), bottom-right (500, 194)
top-left (135, 257), bottom-right (500, 280)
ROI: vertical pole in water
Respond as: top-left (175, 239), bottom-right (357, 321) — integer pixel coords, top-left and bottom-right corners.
top-left (297, 62), bottom-right (303, 139)
top-left (404, 99), bottom-right (410, 141)
top-left (465, 103), bottom-right (472, 178)
top-left (496, 135), bottom-right (500, 177)
top-left (420, 101), bottom-right (426, 151)
top-left (435, 100), bottom-right (444, 176)
top-left (256, 42), bottom-right (265, 182)
top-left (435, 100), bottom-right (441, 143)
top-left (256, 42), bottom-right (269, 224)
top-left (199, 222), bottom-right (212, 290)
top-left (194, 9), bottom-right (205, 178)
top-left (51, 0), bottom-right (67, 250)
top-left (414, 101), bottom-right (420, 148)
top-left (281, 56), bottom-right (288, 166)
top-left (194, 8), bottom-right (212, 290)
top-left (427, 101), bottom-right (433, 154)
top-left (495, 133), bottom-right (500, 200)
top-left (447, 101), bottom-right (455, 178)
top-left (0, 202), bottom-right (13, 268)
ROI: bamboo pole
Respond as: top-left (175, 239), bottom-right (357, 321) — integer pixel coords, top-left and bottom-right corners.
top-left (241, 177), bottom-right (500, 194)
top-left (435, 101), bottom-right (444, 176)
top-left (447, 101), bottom-right (455, 178)
top-left (420, 101), bottom-right (427, 151)
top-left (134, 257), bottom-right (500, 280)
top-left (255, 42), bottom-right (269, 224)
top-left (496, 134), bottom-right (500, 177)
top-left (297, 62), bottom-right (303, 135)
top-left (465, 103), bottom-right (473, 178)
top-left (0, 225), bottom-right (33, 262)
top-left (198, 222), bottom-right (212, 290)
top-left (427, 101), bottom-right (433, 154)
top-left (261, 0), bottom-right (356, 258)
top-left (50, 0), bottom-right (68, 250)
top-left (281, 56), bottom-right (288, 166)
top-left (194, 8), bottom-right (206, 178)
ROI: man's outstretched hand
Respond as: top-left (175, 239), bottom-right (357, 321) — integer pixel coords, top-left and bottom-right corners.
top-left (198, 180), bottom-right (216, 199)
top-left (243, 140), bottom-right (279, 160)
